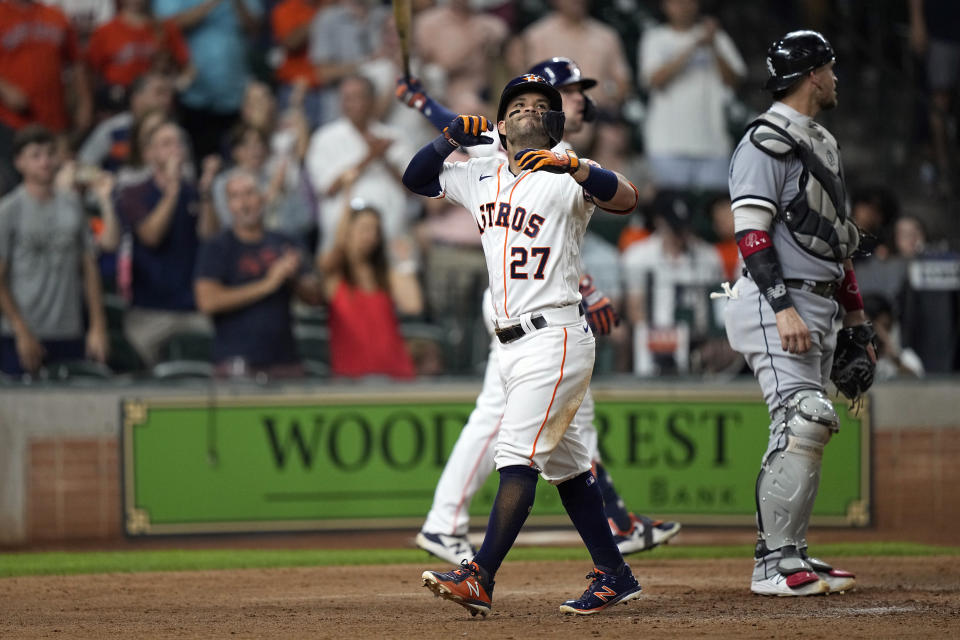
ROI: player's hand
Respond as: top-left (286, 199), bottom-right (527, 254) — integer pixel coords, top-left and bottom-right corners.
top-left (579, 274), bottom-right (619, 336)
top-left (0, 80), bottom-right (28, 113)
top-left (85, 326), bottom-right (109, 364)
top-left (162, 155), bottom-right (183, 192)
top-left (198, 154), bottom-right (221, 195)
top-left (365, 133), bottom-right (393, 158)
top-left (395, 76), bottom-right (428, 111)
top-left (443, 115), bottom-right (494, 147)
top-left (91, 170), bottom-right (115, 204)
top-left (267, 249), bottom-right (301, 289)
top-left (774, 307), bottom-right (811, 354)
top-left (909, 19), bottom-right (928, 55)
top-left (697, 17), bottom-right (719, 46)
top-left (515, 148), bottom-right (580, 174)
top-left (14, 329), bottom-right (45, 374)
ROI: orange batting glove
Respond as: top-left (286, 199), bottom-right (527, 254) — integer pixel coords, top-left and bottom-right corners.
top-left (443, 115), bottom-right (494, 147)
top-left (579, 274), bottom-right (619, 336)
top-left (395, 76), bottom-right (428, 111)
top-left (515, 148), bottom-right (580, 174)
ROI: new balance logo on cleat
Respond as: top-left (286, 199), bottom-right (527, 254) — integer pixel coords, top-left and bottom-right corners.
top-left (559, 565), bottom-right (642, 615)
top-left (421, 560), bottom-right (494, 617)
top-left (592, 586), bottom-right (616, 602)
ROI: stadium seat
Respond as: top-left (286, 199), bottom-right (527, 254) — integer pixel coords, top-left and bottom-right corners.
top-left (401, 320), bottom-right (452, 375)
top-left (293, 305), bottom-right (328, 328)
top-left (161, 331), bottom-right (214, 362)
top-left (47, 360), bottom-right (114, 380)
top-left (303, 359), bottom-right (330, 378)
top-left (107, 330), bottom-right (145, 374)
top-left (151, 361), bottom-right (214, 380)
top-left (294, 324), bottom-right (330, 365)
top-left (103, 293), bottom-right (127, 331)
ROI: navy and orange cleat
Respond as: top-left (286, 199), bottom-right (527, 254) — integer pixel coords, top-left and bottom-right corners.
top-left (559, 564), bottom-right (643, 615)
top-left (422, 560), bottom-right (494, 617)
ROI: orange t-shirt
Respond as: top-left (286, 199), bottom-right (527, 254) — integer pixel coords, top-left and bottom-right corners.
top-left (271, 0), bottom-right (321, 87)
top-left (715, 240), bottom-right (741, 281)
top-left (0, 2), bottom-right (79, 131)
top-left (618, 226), bottom-right (651, 253)
top-left (86, 17), bottom-right (189, 88)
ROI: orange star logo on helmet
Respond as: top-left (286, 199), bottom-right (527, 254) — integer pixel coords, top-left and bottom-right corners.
top-left (520, 74), bottom-right (546, 83)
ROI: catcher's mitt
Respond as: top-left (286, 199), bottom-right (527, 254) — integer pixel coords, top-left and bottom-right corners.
top-left (830, 322), bottom-right (878, 399)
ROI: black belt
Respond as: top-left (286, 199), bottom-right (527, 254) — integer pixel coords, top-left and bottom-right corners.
top-left (784, 279), bottom-right (838, 298)
top-left (495, 306), bottom-right (584, 344)
top-left (742, 269), bottom-right (837, 299)
top-left (495, 315), bottom-right (547, 344)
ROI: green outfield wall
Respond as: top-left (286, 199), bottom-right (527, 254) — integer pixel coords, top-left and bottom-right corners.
top-left (1, 380), bottom-right (956, 545)
top-left (120, 392), bottom-right (868, 535)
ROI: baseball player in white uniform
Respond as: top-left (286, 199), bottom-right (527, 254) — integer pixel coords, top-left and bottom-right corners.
top-left (403, 73), bottom-right (643, 616)
top-left (396, 59), bottom-right (680, 567)
top-left (724, 31), bottom-right (875, 597)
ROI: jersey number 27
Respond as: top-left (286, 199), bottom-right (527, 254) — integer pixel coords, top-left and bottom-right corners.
top-left (510, 247), bottom-right (550, 279)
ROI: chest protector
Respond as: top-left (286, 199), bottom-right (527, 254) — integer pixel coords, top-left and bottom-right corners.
top-left (748, 111), bottom-right (860, 262)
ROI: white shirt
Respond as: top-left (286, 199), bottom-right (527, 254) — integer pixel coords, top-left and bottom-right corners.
top-left (438, 156), bottom-right (594, 321)
top-left (621, 234), bottom-right (724, 328)
top-left (43, 0), bottom-right (114, 32)
top-left (640, 23), bottom-right (746, 157)
top-left (306, 118), bottom-right (414, 250)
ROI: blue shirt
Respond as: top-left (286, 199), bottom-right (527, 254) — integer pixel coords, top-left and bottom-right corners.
top-left (194, 229), bottom-right (302, 366)
top-left (117, 177), bottom-right (202, 310)
top-left (154, 0), bottom-right (263, 112)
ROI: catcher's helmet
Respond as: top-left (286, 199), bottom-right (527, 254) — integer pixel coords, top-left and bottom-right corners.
top-left (763, 30), bottom-right (835, 93)
top-left (496, 73), bottom-right (564, 146)
top-left (527, 57), bottom-right (597, 91)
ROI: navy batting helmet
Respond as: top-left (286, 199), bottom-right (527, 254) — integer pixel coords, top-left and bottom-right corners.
top-left (527, 57), bottom-right (597, 91)
top-left (762, 30), bottom-right (835, 93)
top-left (496, 73), bottom-right (564, 146)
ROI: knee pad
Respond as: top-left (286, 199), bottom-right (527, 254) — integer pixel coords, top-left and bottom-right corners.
top-left (756, 390), bottom-right (838, 551)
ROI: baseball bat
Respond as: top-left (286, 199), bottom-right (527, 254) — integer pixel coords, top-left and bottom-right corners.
top-left (392, 0), bottom-right (413, 79)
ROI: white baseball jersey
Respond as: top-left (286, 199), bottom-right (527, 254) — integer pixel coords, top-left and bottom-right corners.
top-left (422, 289), bottom-right (605, 536)
top-left (438, 157), bottom-right (595, 321)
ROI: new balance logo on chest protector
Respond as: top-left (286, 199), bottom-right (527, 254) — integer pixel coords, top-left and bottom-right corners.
top-left (748, 111), bottom-right (860, 262)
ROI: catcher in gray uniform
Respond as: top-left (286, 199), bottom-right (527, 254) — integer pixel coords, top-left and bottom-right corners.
top-left (724, 30), bottom-right (878, 597)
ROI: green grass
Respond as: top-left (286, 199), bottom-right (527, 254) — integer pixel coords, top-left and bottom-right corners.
top-left (0, 542), bottom-right (957, 579)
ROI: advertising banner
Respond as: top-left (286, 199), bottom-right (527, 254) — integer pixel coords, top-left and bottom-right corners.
top-left (122, 393), bottom-right (869, 535)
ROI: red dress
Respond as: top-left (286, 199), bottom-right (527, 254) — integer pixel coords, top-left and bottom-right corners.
top-left (328, 280), bottom-right (415, 379)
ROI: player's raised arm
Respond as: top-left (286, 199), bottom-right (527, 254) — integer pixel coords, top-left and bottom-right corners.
top-left (512, 148), bottom-right (639, 214)
top-left (401, 115), bottom-right (493, 197)
top-left (574, 163), bottom-right (639, 214)
top-left (395, 77), bottom-right (458, 132)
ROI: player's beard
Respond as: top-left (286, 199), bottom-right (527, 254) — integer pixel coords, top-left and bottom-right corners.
top-left (507, 113), bottom-right (550, 150)
top-left (818, 83), bottom-right (838, 111)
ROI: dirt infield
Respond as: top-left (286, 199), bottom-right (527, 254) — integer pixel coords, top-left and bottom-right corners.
top-left (2, 556), bottom-right (958, 639)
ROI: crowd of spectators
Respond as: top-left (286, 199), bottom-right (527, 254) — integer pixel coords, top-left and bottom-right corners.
top-left (0, 0), bottom-right (957, 383)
